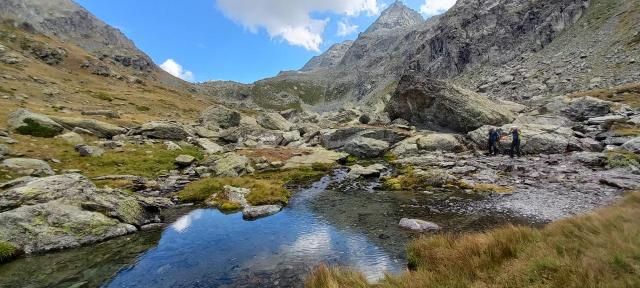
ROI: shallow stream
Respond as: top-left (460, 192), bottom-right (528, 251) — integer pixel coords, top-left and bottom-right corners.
top-left (0, 170), bottom-right (537, 288)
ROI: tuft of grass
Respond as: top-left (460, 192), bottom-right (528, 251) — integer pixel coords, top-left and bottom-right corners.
top-left (0, 241), bottom-right (19, 263)
top-left (383, 151), bottom-right (398, 162)
top-left (471, 183), bottom-right (516, 194)
top-left (305, 264), bottom-right (369, 288)
top-left (15, 119), bottom-right (60, 138)
top-left (606, 150), bottom-right (640, 168)
top-left (135, 105), bottom-right (151, 112)
top-left (176, 167), bottom-right (327, 205)
top-left (305, 191), bottom-right (640, 288)
top-left (90, 91), bottom-right (115, 102)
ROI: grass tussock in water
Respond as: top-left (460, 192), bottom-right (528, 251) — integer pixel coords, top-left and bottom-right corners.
top-left (305, 191), bottom-right (640, 288)
top-left (176, 166), bottom-right (328, 206)
top-left (0, 241), bottom-right (18, 263)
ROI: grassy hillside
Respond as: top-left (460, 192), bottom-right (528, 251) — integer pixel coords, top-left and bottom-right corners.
top-left (305, 191), bottom-right (640, 288)
top-left (0, 22), bottom-right (213, 130)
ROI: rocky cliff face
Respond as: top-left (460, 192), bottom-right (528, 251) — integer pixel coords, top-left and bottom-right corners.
top-left (0, 0), bottom-right (154, 72)
top-left (204, 0), bottom-right (639, 112)
top-left (301, 41), bottom-right (353, 71)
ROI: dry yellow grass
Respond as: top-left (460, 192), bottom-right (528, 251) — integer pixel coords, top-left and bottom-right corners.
top-left (568, 82), bottom-right (640, 108)
top-left (306, 191), bottom-right (640, 288)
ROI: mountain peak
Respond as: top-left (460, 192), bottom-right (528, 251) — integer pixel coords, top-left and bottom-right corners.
top-left (364, 1), bottom-right (423, 34)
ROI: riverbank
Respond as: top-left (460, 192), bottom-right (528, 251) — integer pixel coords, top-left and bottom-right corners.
top-left (305, 190), bottom-right (640, 288)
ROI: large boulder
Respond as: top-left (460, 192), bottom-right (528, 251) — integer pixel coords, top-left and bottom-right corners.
top-left (194, 138), bottom-right (224, 154)
top-left (0, 174), bottom-right (166, 254)
top-left (468, 124), bottom-right (579, 155)
top-left (140, 121), bottom-right (192, 140)
top-left (416, 133), bottom-right (465, 152)
top-left (1, 158), bottom-right (54, 177)
top-left (200, 106), bottom-right (242, 129)
top-left (282, 147), bottom-right (347, 169)
top-left (385, 75), bottom-right (515, 132)
top-left (562, 96), bottom-right (614, 121)
top-left (75, 144), bottom-right (104, 157)
top-left (8, 109), bottom-right (64, 137)
top-left (343, 136), bottom-right (390, 158)
top-left (219, 125), bottom-right (284, 147)
top-left (257, 112), bottom-right (293, 131)
top-left (51, 116), bottom-right (126, 139)
top-left (207, 153), bottom-right (254, 177)
top-left (347, 164), bottom-right (386, 180)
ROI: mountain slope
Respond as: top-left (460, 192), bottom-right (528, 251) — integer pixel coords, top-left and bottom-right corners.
top-left (200, 0), bottom-right (640, 113)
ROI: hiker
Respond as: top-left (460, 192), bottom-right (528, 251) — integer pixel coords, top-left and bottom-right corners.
top-left (509, 127), bottom-right (521, 158)
top-left (488, 128), bottom-right (499, 155)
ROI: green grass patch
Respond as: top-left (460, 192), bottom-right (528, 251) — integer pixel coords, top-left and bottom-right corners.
top-left (0, 241), bottom-right (19, 263)
top-left (176, 167), bottom-right (327, 206)
top-left (15, 119), bottom-right (60, 138)
top-left (12, 136), bottom-right (203, 179)
top-left (610, 122), bottom-right (640, 137)
top-left (606, 150), bottom-right (640, 168)
top-left (306, 191), bottom-right (640, 288)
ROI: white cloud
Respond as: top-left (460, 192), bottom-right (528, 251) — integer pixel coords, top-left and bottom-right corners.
top-left (216, 0), bottom-right (380, 51)
top-left (160, 59), bottom-right (195, 82)
top-left (337, 18), bottom-right (359, 37)
top-left (419, 0), bottom-right (457, 16)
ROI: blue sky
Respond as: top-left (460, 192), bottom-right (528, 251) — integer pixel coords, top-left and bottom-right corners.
top-left (76, 0), bottom-right (455, 84)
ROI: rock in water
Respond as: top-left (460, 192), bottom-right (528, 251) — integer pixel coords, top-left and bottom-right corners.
top-left (0, 174), bottom-right (167, 255)
top-left (0, 158), bottom-right (54, 176)
top-left (347, 164), bottom-right (386, 179)
top-left (385, 75), bottom-right (515, 132)
top-left (343, 136), bottom-right (390, 158)
top-left (399, 218), bottom-right (440, 232)
top-left (242, 205), bottom-right (282, 220)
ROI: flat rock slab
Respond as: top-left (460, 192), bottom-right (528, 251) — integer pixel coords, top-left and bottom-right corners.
top-left (399, 218), bottom-right (441, 232)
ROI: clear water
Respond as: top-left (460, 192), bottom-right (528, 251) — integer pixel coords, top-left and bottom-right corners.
top-left (0, 170), bottom-right (537, 288)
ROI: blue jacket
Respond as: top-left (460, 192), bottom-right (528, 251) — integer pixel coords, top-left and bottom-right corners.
top-left (489, 131), bottom-right (499, 142)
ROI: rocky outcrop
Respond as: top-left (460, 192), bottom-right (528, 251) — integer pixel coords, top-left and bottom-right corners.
top-left (622, 137), bottom-right (640, 153)
top-left (416, 133), bottom-right (465, 152)
top-left (206, 153), bottom-right (254, 177)
top-left (0, 158), bottom-right (54, 177)
top-left (562, 97), bottom-right (615, 121)
top-left (0, 174), bottom-right (166, 255)
top-left (8, 109), bottom-right (64, 137)
top-left (257, 112), bottom-right (293, 131)
top-left (51, 116), bottom-right (126, 139)
top-left (343, 136), bottom-right (390, 158)
top-left (200, 106), bottom-right (242, 129)
top-left (139, 122), bottom-right (192, 140)
top-left (468, 124), bottom-right (580, 155)
top-left (386, 76), bottom-right (515, 132)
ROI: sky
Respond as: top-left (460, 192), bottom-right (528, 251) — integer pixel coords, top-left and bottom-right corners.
top-left (75, 0), bottom-right (456, 84)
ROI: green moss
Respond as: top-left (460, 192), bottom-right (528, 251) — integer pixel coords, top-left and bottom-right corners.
top-left (15, 119), bottom-right (59, 138)
top-left (220, 201), bottom-right (242, 211)
top-left (345, 155), bottom-right (358, 165)
top-left (0, 241), bottom-right (19, 263)
top-left (115, 199), bottom-right (144, 225)
top-left (607, 150), bottom-right (640, 168)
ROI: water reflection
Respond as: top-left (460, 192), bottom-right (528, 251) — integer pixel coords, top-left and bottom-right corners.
top-left (171, 209), bottom-right (203, 233)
